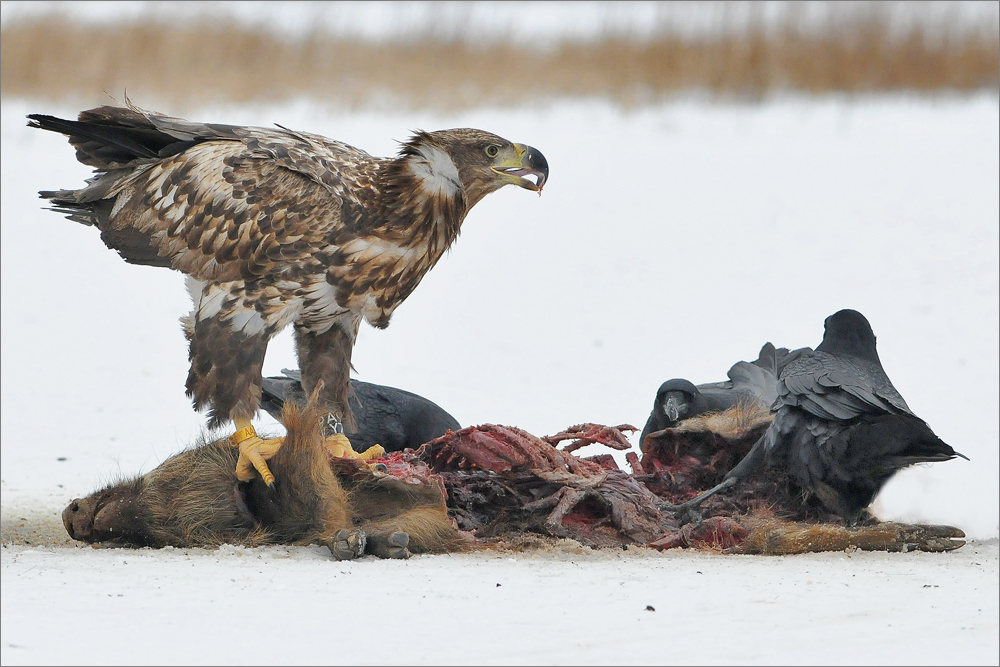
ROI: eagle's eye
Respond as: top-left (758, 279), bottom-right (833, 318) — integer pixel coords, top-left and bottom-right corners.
top-left (485, 144), bottom-right (500, 158)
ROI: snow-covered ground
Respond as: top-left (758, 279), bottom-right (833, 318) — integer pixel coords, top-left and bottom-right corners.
top-left (2, 93), bottom-right (998, 664)
top-left (2, 539), bottom-right (997, 666)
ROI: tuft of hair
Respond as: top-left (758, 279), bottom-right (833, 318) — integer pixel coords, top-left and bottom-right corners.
top-left (247, 390), bottom-right (353, 546)
top-left (674, 399), bottom-right (773, 438)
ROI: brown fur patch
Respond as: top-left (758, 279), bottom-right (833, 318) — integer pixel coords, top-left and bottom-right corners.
top-left (672, 400), bottom-right (773, 438)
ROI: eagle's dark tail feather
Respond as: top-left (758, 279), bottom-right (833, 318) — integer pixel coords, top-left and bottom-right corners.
top-left (28, 108), bottom-right (194, 169)
top-left (28, 108), bottom-right (192, 266)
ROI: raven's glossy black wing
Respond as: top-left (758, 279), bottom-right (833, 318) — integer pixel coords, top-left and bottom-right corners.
top-left (726, 360), bottom-right (779, 406)
top-left (260, 375), bottom-right (306, 422)
top-left (778, 351), bottom-right (911, 420)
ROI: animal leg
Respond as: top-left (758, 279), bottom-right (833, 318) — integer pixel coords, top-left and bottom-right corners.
top-left (659, 477), bottom-right (739, 528)
top-left (888, 523), bottom-right (966, 552)
top-left (734, 520), bottom-right (966, 554)
top-left (351, 475), bottom-right (469, 555)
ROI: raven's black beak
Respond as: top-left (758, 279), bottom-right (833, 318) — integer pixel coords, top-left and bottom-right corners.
top-left (664, 395), bottom-right (688, 423)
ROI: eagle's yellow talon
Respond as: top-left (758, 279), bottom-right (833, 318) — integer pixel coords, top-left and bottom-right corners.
top-left (324, 433), bottom-right (353, 458)
top-left (359, 444), bottom-right (386, 461)
top-left (324, 434), bottom-right (385, 463)
top-left (231, 420), bottom-right (283, 485)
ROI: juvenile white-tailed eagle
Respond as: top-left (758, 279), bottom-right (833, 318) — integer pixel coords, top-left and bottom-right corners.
top-left (30, 104), bottom-right (548, 486)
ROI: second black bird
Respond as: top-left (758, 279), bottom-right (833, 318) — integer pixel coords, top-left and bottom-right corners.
top-left (666, 309), bottom-right (967, 526)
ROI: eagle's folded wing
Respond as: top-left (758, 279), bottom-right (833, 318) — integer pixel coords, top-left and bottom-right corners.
top-left (39, 107), bottom-right (380, 284)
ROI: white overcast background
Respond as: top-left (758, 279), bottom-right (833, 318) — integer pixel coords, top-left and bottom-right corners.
top-left (1, 2), bottom-right (998, 665)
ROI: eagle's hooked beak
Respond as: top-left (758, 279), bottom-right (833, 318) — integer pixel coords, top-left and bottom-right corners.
top-left (492, 143), bottom-right (549, 194)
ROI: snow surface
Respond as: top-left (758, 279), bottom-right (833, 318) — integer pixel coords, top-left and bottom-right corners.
top-left (2, 94), bottom-right (998, 664)
top-left (2, 538), bottom-right (998, 666)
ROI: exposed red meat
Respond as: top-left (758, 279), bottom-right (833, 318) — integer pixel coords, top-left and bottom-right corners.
top-left (390, 409), bottom-right (964, 553)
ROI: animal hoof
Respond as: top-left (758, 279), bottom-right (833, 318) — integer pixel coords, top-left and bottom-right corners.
top-left (922, 524), bottom-right (966, 538)
top-left (899, 524), bottom-right (966, 552)
top-left (384, 531), bottom-right (411, 559)
top-left (368, 531), bottom-right (411, 559)
top-left (921, 537), bottom-right (966, 552)
top-left (330, 528), bottom-right (367, 560)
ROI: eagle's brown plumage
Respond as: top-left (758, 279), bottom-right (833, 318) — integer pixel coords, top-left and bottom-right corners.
top-left (30, 104), bottom-right (548, 482)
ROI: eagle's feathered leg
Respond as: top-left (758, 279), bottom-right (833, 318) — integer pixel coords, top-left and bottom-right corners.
top-left (294, 320), bottom-right (385, 463)
top-left (184, 306), bottom-right (284, 486)
top-left (294, 321), bottom-right (357, 431)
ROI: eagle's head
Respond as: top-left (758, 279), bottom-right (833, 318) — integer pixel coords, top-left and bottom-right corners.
top-left (399, 129), bottom-right (549, 209)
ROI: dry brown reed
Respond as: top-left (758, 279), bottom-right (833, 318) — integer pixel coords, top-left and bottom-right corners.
top-left (2, 11), bottom-right (997, 111)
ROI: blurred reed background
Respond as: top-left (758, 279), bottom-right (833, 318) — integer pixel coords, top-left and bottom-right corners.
top-left (2, 1), bottom-right (998, 111)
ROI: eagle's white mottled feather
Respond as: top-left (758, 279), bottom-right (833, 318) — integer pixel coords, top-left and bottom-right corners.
top-left (409, 144), bottom-right (461, 197)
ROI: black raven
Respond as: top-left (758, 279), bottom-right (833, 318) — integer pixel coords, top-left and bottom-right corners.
top-left (665, 309), bottom-right (967, 526)
top-left (638, 343), bottom-right (811, 447)
top-left (261, 370), bottom-right (460, 453)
